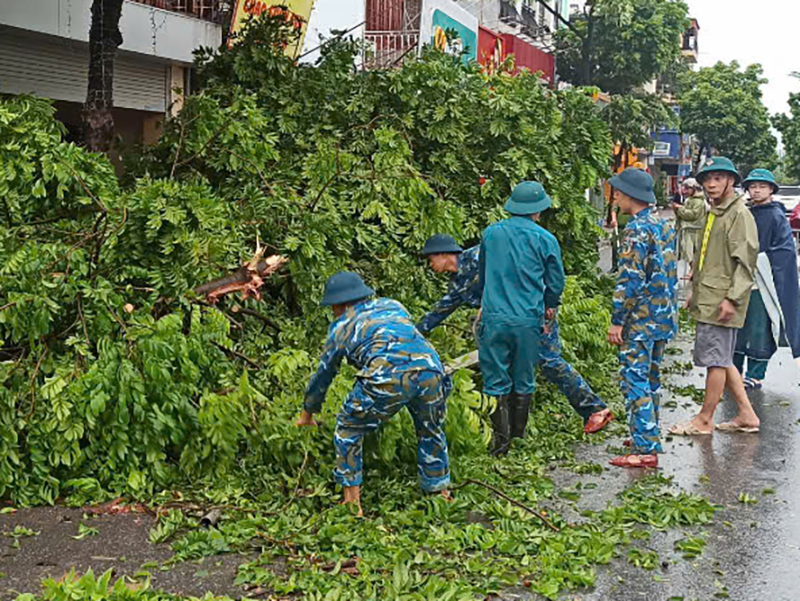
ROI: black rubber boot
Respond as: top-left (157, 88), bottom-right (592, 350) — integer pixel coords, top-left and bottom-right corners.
top-left (511, 393), bottom-right (533, 440)
top-left (490, 395), bottom-right (511, 456)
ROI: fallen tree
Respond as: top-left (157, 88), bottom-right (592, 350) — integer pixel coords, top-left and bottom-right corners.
top-left (0, 15), bottom-right (616, 509)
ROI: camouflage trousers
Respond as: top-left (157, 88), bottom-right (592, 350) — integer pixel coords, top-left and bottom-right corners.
top-left (334, 370), bottom-right (451, 492)
top-left (619, 339), bottom-right (667, 454)
top-left (540, 320), bottom-right (607, 422)
top-left (473, 315), bottom-right (606, 421)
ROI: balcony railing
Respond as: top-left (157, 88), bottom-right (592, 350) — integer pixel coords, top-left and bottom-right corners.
top-left (363, 31), bottom-right (419, 69)
top-left (128, 0), bottom-right (224, 23)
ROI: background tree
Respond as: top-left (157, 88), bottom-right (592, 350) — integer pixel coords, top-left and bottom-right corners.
top-left (554, 0), bottom-right (689, 94)
top-left (602, 92), bottom-right (677, 172)
top-left (773, 74), bottom-right (800, 182)
top-left (678, 61), bottom-right (778, 174)
top-left (83, 0), bottom-right (124, 152)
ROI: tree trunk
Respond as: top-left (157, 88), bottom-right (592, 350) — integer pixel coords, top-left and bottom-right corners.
top-left (83, 0), bottom-right (124, 153)
top-left (581, 4), bottom-right (595, 86)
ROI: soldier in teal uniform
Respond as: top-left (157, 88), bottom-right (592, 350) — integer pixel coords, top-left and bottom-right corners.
top-left (418, 233), bottom-right (612, 436)
top-left (478, 181), bottom-right (566, 455)
top-left (296, 272), bottom-right (451, 514)
top-left (607, 168), bottom-right (678, 468)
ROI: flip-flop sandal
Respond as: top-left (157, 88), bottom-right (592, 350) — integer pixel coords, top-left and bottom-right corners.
top-left (715, 422), bottom-right (760, 433)
top-left (609, 454), bottom-right (658, 468)
top-left (669, 421), bottom-right (713, 436)
top-left (584, 408), bottom-right (614, 434)
top-left (743, 378), bottom-right (763, 391)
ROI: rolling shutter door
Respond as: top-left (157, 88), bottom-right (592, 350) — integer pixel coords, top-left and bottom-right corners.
top-left (0, 27), bottom-right (167, 112)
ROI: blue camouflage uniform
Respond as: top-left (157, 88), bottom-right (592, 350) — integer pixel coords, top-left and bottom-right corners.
top-left (419, 245), bottom-right (606, 421)
top-left (612, 209), bottom-right (678, 454)
top-left (478, 218), bottom-right (566, 396)
top-left (304, 298), bottom-right (451, 492)
top-left (417, 246), bottom-right (482, 334)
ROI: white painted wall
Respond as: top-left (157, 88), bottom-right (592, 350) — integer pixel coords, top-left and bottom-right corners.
top-left (300, 0), bottom-right (365, 63)
top-left (0, 0), bottom-right (221, 65)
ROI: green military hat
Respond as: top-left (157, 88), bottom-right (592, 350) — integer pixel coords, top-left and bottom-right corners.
top-left (695, 156), bottom-right (741, 186)
top-left (608, 167), bottom-right (657, 204)
top-left (320, 271), bottom-right (375, 306)
top-left (421, 234), bottom-right (463, 255)
top-left (504, 181), bottom-right (552, 216)
top-left (742, 168), bottom-right (779, 194)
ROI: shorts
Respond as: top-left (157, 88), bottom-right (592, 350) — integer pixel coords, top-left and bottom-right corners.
top-left (693, 323), bottom-right (738, 368)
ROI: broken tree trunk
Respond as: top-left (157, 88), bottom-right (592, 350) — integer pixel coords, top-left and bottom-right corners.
top-left (194, 254), bottom-right (288, 304)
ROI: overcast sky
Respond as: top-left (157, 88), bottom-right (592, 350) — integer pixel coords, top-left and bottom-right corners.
top-left (302, 0), bottom-right (800, 116)
top-left (688, 0), bottom-right (799, 117)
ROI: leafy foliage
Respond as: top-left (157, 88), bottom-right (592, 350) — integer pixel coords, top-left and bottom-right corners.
top-left (1, 15), bottom-right (614, 507)
top-left (602, 92), bottom-right (677, 169)
top-left (773, 83), bottom-right (800, 182)
top-left (678, 61), bottom-right (778, 173)
top-left (554, 0), bottom-right (690, 94)
top-left (13, 569), bottom-right (233, 601)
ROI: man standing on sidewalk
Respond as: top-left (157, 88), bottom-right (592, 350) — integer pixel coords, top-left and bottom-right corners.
top-left (670, 157), bottom-right (761, 436)
top-left (478, 182), bottom-right (565, 455)
top-left (672, 178), bottom-right (707, 272)
top-left (417, 234), bottom-right (612, 435)
top-left (607, 168), bottom-right (678, 468)
top-left (733, 169), bottom-right (800, 389)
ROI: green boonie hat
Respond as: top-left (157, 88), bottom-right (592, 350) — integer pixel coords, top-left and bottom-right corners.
top-left (421, 234), bottom-right (463, 255)
top-left (742, 168), bottom-right (779, 194)
top-left (695, 156), bottom-right (741, 186)
top-left (504, 181), bottom-right (552, 215)
top-left (320, 271), bottom-right (374, 306)
top-left (608, 168), bottom-right (657, 205)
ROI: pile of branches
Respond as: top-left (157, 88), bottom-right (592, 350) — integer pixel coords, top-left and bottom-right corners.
top-left (0, 15), bottom-right (615, 505)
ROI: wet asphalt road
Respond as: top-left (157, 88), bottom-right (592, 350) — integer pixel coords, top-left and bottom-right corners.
top-left (502, 338), bottom-right (800, 601)
top-left (520, 243), bottom-right (800, 601)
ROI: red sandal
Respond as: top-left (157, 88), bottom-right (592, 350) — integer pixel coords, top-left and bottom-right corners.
top-left (584, 408), bottom-right (614, 434)
top-left (609, 454), bottom-right (658, 468)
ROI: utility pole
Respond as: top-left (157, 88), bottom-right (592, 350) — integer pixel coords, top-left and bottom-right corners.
top-left (553, 0), bottom-right (559, 88)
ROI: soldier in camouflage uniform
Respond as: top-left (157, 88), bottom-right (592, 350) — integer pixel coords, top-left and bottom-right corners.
top-left (296, 271), bottom-right (451, 514)
top-left (417, 235), bottom-right (482, 334)
top-left (418, 234), bottom-right (613, 435)
top-left (607, 168), bottom-right (678, 469)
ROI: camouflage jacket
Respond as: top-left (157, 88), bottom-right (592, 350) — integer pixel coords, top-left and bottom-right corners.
top-left (612, 208), bottom-right (678, 341)
top-left (304, 298), bottom-right (444, 413)
top-left (417, 246), bottom-right (482, 334)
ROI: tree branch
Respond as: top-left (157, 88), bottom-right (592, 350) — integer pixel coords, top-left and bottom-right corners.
top-left (450, 478), bottom-right (560, 532)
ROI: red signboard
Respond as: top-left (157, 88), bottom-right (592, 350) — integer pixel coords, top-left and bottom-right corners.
top-left (477, 26), bottom-right (554, 82)
top-left (478, 26), bottom-right (503, 72)
top-left (500, 33), bottom-right (554, 81)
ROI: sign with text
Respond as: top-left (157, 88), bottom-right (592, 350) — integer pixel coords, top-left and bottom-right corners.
top-left (229, 0), bottom-right (317, 56)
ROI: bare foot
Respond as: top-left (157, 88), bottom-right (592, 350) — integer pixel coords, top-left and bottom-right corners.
top-left (439, 490), bottom-right (453, 502)
top-left (342, 485), bottom-right (363, 517)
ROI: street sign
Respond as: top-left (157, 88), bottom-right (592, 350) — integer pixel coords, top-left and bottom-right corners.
top-left (652, 141), bottom-right (671, 157)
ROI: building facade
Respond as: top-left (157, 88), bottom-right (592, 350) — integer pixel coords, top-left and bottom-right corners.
top-left (363, 0), bottom-right (555, 79)
top-left (0, 0), bottom-right (223, 149)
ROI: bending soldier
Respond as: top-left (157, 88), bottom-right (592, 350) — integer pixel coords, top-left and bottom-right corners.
top-left (297, 272), bottom-right (451, 514)
top-left (418, 234), bottom-right (612, 437)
